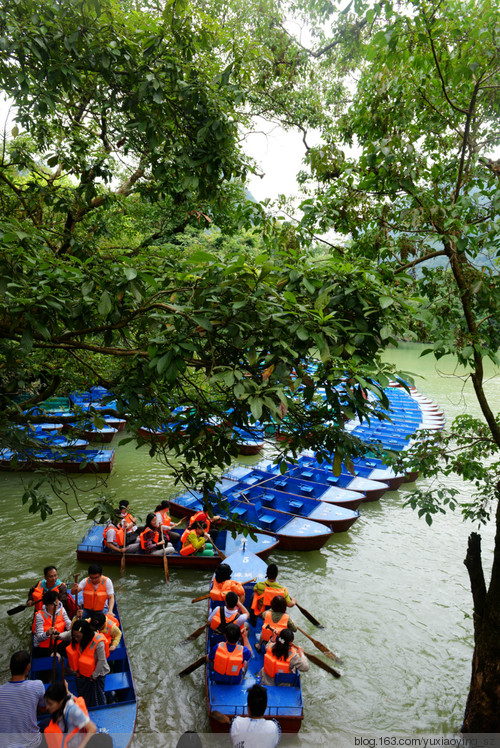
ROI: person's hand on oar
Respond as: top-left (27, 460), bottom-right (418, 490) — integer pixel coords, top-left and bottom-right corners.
top-left (296, 625), bottom-right (343, 664)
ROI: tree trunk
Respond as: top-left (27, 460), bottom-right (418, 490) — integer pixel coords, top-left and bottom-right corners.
top-left (462, 500), bottom-right (500, 732)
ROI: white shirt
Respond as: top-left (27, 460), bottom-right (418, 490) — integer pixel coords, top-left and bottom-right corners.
top-left (77, 576), bottom-right (114, 596)
top-left (208, 606), bottom-right (248, 629)
top-left (230, 716), bottom-right (281, 748)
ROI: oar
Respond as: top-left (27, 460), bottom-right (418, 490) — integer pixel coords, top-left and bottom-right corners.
top-left (160, 527), bottom-right (170, 583)
top-left (304, 650), bottom-right (341, 678)
top-left (209, 538), bottom-right (226, 562)
top-left (50, 605), bottom-right (58, 683)
top-left (178, 655), bottom-right (206, 678)
top-left (180, 622), bottom-right (208, 643)
top-left (7, 604), bottom-right (27, 616)
top-left (120, 531), bottom-right (126, 575)
top-left (296, 603), bottom-right (324, 629)
top-left (191, 577), bottom-right (257, 604)
top-left (296, 625), bottom-right (343, 663)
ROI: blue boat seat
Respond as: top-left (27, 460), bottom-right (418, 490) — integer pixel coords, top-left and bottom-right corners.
top-left (262, 493), bottom-right (275, 504)
top-left (289, 500), bottom-right (303, 512)
top-left (299, 484), bottom-right (314, 495)
top-left (274, 479), bottom-right (288, 489)
top-left (107, 645), bottom-right (127, 663)
top-left (326, 476), bottom-right (339, 485)
top-left (260, 514), bottom-right (275, 529)
top-left (232, 507), bottom-right (247, 518)
top-left (300, 471), bottom-right (314, 480)
top-left (275, 672), bottom-right (300, 686)
top-left (104, 671), bottom-right (131, 692)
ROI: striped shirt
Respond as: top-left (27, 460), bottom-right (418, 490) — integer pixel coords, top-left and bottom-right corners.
top-left (0, 679), bottom-right (45, 748)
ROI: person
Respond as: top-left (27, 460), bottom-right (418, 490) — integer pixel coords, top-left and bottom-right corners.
top-left (71, 565), bottom-right (114, 620)
top-left (139, 513), bottom-right (176, 555)
top-left (27, 566), bottom-right (70, 614)
top-left (230, 684), bottom-right (281, 748)
top-left (0, 650), bottom-right (46, 748)
top-left (207, 623), bottom-right (251, 685)
top-left (210, 563), bottom-right (245, 604)
top-left (208, 591), bottom-right (251, 651)
top-left (44, 680), bottom-right (99, 748)
top-left (187, 509), bottom-right (221, 544)
top-left (32, 590), bottom-right (71, 654)
top-left (103, 511), bottom-right (140, 554)
top-left (259, 629), bottom-right (308, 687)
top-left (251, 564), bottom-right (296, 621)
top-left (256, 595), bottom-right (296, 652)
top-left (179, 521), bottom-right (213, 557)
top-left (154, 500), bottom-right (183, 546)
top-left (63, 620), bottom-right (109, 708)
top-left (118, 500), bottom-right (139, 543)
top-left (88, 611), bottom-right (122, 657)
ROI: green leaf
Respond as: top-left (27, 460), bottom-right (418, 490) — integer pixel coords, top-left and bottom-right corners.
top-left (98, 291), bottom-right (112, 316)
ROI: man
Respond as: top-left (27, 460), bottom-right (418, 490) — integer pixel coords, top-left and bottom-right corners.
top-left (103, 511), bottom-right (140, 553)
top-left (89, 611), bottom-right (122, 657)
top-left (230, 684), bottom-right (281, 748)
top-left (207, 623), bottom-right (251, 685)
top-left (251, 564), bottom-right (296, 621)
top-left (26, 566), bottom-right (69, 613)
top-left (71, 564), bottom-right (115, 619)
top-left (118, 500), bottom-right (139, 543)
top-left (0, 650), bottom-right (46, 748)
top-left (208, 591), bottom-right (252, 652)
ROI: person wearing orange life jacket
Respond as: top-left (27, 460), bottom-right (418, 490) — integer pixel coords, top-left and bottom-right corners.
top-left (210, 563), bottom-right (245, 604)
top-left (256, 595), bottom-right (297, 653)
top-left (27, 565), bottom-right (70, 614)
top-left (259, 628), bottom-right (308, 687)
top-left (180, 521), bottom-right (214, 557)
top-left (208, 591), bottom-right (252, 652)
top-left (187, 509), bottom-right (221, 544)
top-left (63, 620), bottom-right (109, 708)
top-left (88, 611), bottom-right (121, 658)
top-left (139, 513), bottom-right (176, 556)
top-left (251, 563), bottom-right (296, 623)
top-left (33, 590), bottom-right (71, 654)
top-left (71, 565), bottom-right (115, 621)
top-left (43, 680), bottom-right (108, 748)
top-left (154, 500), bottom-right (183, 546)
top-left (103, 511), bottom-right (140, 554)
top-left (207, 623), bottom-right (251, 685)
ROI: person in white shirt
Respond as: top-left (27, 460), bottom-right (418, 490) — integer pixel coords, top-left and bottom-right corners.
top-left (230, 684), bottom-right (281, 748)
top-left (0, 650), bottom-right (46, 748)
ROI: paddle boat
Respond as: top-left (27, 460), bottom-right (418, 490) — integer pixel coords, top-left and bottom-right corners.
top-left (292, 454), bottom-right (406, 491)
top-left (204, 548), bottom-right (304, 733)
top-left (0, 448), bottom-right (115, 473)
top-left (76, 525), bottom-right (279, 569)
top-left (64, 421), bottom-right (118, 443)
top-left (30, 598), bottom-right (137, 748)
top-left (169, 480), bottom-right (333, 551)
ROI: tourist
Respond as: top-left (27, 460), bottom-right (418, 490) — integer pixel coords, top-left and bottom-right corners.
top-left (207, 623), bottom-right (251, 685)
top-left (118, 500), bottom-right (139, 543)
top-left (27, 565), bottom-right (70, 614)
top-left (154, 499), bottom-right (183, 546)
top-left (139, 513), bottom-right (176, 555)
top-left (256, 595), bottom-right (297, 652)
top-left (208, 591), bottom-right (251, 651)
top-left (230, 684), bottom-right (281, 747)
top-left (32, 590), bottom-right (71, 655)
top-left (210, 563), bottom-right (245, 603)
top-left (250, 564), bottom-right (296, 622)
top-left (88, 611), bottom-right (122, 657)
top-left (259, 629), bottom-right (308, 687)
top-left (179, 521), bottom-right (213, 557)
top-left (0, 650), bottom-right (46, 748)
top-left (64, 620), bottom-right (109, 707)
top-left (103, 511), bottom-right (140, 554)
top-left (44, 681), bottom-right (100, 747)
top-left (71, 565), bottom-right (115, 622)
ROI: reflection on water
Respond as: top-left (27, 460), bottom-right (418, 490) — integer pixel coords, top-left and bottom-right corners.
top-left (0, 343), bottom-right (498, 743)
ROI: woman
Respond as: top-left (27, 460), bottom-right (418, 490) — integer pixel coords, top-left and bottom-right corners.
top-left (65, 620), bottom-right (109, 707)
top-left (210, 563), bottom-right (245, 603)
top-left (259, 628), bottom-right (309, 686)
top-left (257, 594), bottom-right (296, 651)
top-left (44, 681), bottom-right (103, 748)
top-left (139, 513), bottom-right (176, 555)
top-left (33, 590), bottom-right (71, 655)
top-left (154, 500), bottom-right (183, 547)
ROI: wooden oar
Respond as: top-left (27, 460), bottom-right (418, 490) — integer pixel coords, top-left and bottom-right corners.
top-left (296, 625), bottom-right (343, 663)
top-left (7, 604), bottom-right (27, 616)
top-left (209, 538), bottom-right (226, 562)
top-left (160, 527), bottom-right (170, 583)
top-left (180, 622), bottom-right (208, 643)
top-left (120, 531), bottom-right (126, 575)
top-left (178, 654), bottom-right (206, 678)
top-left (191, 577), bottom-right (257, 604)
top-left (296, 602), bottom-right (324, 629)
top-left (304, 650), bottom-right (341, 678)
top-left (50, 605), bottom-right (58, 683)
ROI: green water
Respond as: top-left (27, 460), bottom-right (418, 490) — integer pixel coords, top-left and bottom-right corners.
top-left (1, 343), bottom-right (498, 746)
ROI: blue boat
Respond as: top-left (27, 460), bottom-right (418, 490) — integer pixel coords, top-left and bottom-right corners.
top-left (169, 480), bottom-right (333, 551)
top-left (205, 548), bottom-right (304, 733)
top-left (233, 425), bottom-right (265, 455)
top-left (30, 599), bottom-right (137, 748)
top-left (0, 448), bottom-right (115, 473)
top-left (292, 454), bottom-right (406, 491)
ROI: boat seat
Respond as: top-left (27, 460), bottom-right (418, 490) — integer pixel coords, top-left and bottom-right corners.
top-left (274, 479), bottom-right (288, 489)
top-left (289, 500), bottom-right (304, 512)
top-left (300, 471), bottom-right (314, 480)
top-left (259, 514), bottom-right (275, 529)
top-left (232, 507), bottom-right (247, 518)
top-left (104, 671), bottom-right (131, 692)
top-left (326, 476), bottom-right (339, 485)
top-left (262, 493), bottom-right (275, 504)
top-left (107, 645), bottom-right (127, 663)
top-left (299, 484), bottom-right (314, 495)
top-left (275, 672), bottom-right (300, 686)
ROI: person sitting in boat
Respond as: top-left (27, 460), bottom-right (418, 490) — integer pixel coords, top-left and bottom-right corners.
top-left (179, 521), bottom-right (214, 556)
top-left (27, 565), bottom-right (72, 615)
top-left (258, 628), bottom-right (308, 687)
top-left (187, 508), bottom-right (221, 544)
top-left (33, 590), bottom-right (71, 656)
top-left (154, 500), bottom-right (183, 546)
top-left (256, 595), bottom-right (297, 653)
top-left (210, 563), bottom-right (245, 604)
top-left (230, 684), bottom-right (281, 748)
top-left (208, 591), bottom-right (251, 651)
top-left (207, 623), bottom-right (251, 685)
top-left (71, 565), bottom-right (115, 620)
top-left (88, 611), bottom-right (122, 658)
top-left (63, 619), bottom-right (109, 708)
top-left (251, 563), bottom-right (296, 622)
top-left (118, 499), bottom-right (139, 543)
top-left (103, 511), bottom-right (140, 554)
top-left (139, 513), bottom-right (176, 555)
top-left (44, 680), bottom-right (109, 748)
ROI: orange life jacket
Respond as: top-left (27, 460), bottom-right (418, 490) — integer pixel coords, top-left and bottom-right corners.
top-left (120, 511), bottom-right (136, 530)
top-left (180, 530), bottom-right (203, 556)
top-left (66, 633), bottom-right (105, 677)
top-left (43, 696), bottom-right (89, 748)
top-left (32, 608), bottom-right (66, 646)
top-left (82, 577), bottom-right (109, 612)
top-left (213, 642), bottom-right (244, 677)
top-left (156, 508), bottom-right (172, 528)
top-left (210, 579), bottom-right (244, 602)
top-left (209, 608), bottom-right (240, 633)
top-left (32, 580), bottom-right (64, 612)
top-left (251, 582), bottom-right (288, 614)
top-left (139, 527), bottom-right (159, 551)
top-left (188, 511), bottom-right (211, 532)
top-left (103, 523), bottom-right (124, 549)
top-left (261, 611), bottom-right (290, 643)
top-left (263, 644), bottom-right (297, 679)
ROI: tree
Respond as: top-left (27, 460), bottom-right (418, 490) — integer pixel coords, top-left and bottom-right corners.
top-left (291, 0), bottom-right (500, 731)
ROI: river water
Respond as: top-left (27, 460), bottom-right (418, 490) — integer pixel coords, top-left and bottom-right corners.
top-left (1, 344), bottom-right (498, 747)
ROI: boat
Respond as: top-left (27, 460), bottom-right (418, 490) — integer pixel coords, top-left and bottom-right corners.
top-left (0, 448), bottom-right (115, 474)
top-left (293, 454), bottom-right (406, 491)
top-left (64, 422), bottom-right (118, 443)
top-left (30, 598), bottom-right (137, 748)
top-left (76, 525), bottom-right (279, 569)
top-left (205, 548), bottom-right (304, 733)
top-left (233, 426), bottom-right (265, 456)
top-left (169, 481), bottom-right (333, 551)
